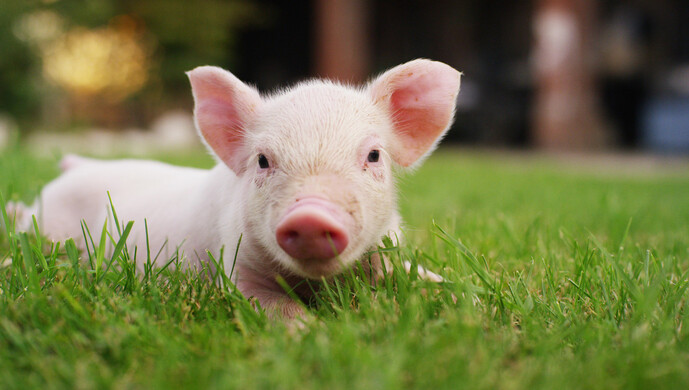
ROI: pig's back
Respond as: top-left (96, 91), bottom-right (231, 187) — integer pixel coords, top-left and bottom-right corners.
top-left (38, 158), bottom-right (222, 263)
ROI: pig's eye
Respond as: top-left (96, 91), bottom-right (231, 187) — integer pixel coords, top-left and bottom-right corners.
top-left (258, 154), bottom-right (270, 169)
top-left (367, 150), bottom-right (380, 163)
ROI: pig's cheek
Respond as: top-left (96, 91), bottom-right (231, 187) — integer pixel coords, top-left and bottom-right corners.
top-left (342, 198), bottom-right (363, 234)
top-left (363, 165), bottom-right (387, 183)
top-left (253, 175), bottom-right (265, 188)
top-left (253, 172), bottom-right (271, 188)
top-left (370, 167), bottom-right (386, 182)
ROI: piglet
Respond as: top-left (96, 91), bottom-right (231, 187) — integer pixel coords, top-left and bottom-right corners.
top-left (12, 59), bottom-right (461, 317)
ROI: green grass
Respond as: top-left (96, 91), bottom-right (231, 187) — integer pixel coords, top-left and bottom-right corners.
top-left (1, 145), bottom-right (689, 389)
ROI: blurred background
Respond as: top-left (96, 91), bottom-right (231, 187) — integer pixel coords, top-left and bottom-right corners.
top-left (1, 0), bottom-right (689, 154)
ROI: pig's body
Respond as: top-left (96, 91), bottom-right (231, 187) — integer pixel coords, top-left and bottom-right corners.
top-left (32, 155), bottom-right (401, 316)
top-left (34, 157), bottom-right (234, 264)
top-left (12, 59), bottom-right (461, 317)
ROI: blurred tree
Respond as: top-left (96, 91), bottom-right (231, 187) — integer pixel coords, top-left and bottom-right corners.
top-left (532, 0), bottom-right (607, 149)
top-left (0, 0), bottom-right (264, 129)
top-left (0, 1), bottom-right (42, 125)
top-left (126, 0), bottom-right (264, 93)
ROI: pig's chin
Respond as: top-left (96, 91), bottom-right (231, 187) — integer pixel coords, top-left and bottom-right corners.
top-left (266, 246), bottom-right (349, 279)
top-left (289, 257), bottom-right (347, 280)
top-left (266, 247), bottom-right (357, 280)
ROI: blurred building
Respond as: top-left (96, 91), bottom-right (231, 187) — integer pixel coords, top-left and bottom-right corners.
top-left (3, 0), bottom-right (689, 153)
top-left (235, 0), bottom-right (689, 153)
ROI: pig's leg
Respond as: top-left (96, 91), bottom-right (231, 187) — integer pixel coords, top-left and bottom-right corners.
top-left (372, 252), bottom-right (446, 283)
top-left (380, 220), bottom-right (445, 282)
top-left (3, 201), bottom-right (36, 232)
top-left (234, 265), bottom-right (306, 319)
top-left (371, 251), bottom-right (450, 303)
top-left (402, 262), bottom-right (445, 282)
top-left (248, 288), bottom-right (306, 319)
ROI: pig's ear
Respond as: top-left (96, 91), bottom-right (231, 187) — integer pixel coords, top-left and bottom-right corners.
top-left (187, 66), bottom-right (261, 174)
top-left (369, 59), bottom-right (461, 168)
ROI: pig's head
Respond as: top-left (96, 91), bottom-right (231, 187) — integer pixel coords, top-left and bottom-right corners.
top-left (187, 59), bottom-right (460, 279)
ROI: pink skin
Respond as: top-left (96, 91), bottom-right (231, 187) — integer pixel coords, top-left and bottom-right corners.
top-left (276, 197), bottom-right (351, 274)
top-left (215, 61), bottom-right (460, 318)
top-left (8, 60), bottom-right (461, 321)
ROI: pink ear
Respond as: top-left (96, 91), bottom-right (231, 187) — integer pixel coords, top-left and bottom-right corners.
top-left (369, 59), bottom-right (461, 167)
top-left (187, 66), bottom-right (262, 174)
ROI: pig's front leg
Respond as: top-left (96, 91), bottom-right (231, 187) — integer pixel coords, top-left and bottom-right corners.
top-left (382, 218), bottom-right (445, 283)
top-left (402, 262), bottom-right (445, 282)
top-left (234, 264), bottom-right (306, 319)
top-left (371, 251), bottom-right (445, 283)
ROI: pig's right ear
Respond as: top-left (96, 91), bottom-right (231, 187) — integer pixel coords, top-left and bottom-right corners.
top-left (187, 66), bottom-right (262, 175)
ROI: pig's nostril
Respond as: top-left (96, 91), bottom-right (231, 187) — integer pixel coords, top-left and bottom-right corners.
top-left (323, 231), bottom-right (346, 251)
top-left (278, 230), bottom-right (301, 248)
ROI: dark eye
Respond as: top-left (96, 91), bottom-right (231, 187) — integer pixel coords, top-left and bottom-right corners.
top-left (367, 149), bottom-right (380, 163)
top-left (258, 154), bottom-right (270, 169)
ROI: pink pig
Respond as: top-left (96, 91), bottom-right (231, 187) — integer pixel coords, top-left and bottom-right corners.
top-left (13, 59), bottom-right (461, 317)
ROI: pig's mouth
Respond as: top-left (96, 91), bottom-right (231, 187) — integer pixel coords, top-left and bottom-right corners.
top-left (275, 197), bottom-right (356, 278)
top-left (289, 255), bottom-right (347, 279)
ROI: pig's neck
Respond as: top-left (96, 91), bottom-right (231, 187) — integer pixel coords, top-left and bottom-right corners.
top-left (202, 164), bottom-right (282, 277)
top-left (202, 164), bottom-right (403, 303)
top-left (200, 164), bottom-right (248, 266)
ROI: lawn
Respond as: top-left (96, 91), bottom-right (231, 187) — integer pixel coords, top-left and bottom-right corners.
top-left (1, 144), bottom-right (689, 389)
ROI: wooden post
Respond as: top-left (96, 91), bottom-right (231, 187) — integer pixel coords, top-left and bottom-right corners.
top-left (532, 0), bottom-right (606, 149)
top-left (314, 0), bottom-right (369, 83)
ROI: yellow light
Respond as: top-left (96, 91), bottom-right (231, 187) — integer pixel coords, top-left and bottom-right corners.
top-left (42, 16), bottom-right (151, 101)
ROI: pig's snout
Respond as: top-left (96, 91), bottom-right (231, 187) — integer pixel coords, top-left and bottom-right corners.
top-left (276, 198), bottom-right (350, 262)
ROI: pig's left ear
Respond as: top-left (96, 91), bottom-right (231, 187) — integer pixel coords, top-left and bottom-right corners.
top-left (187, 66), bottom-right (262, 175)
top-left (369, 59), bottom-right (461, 168)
